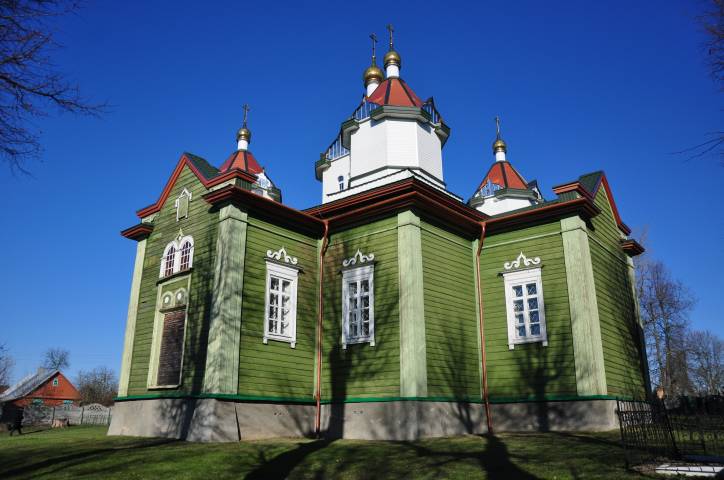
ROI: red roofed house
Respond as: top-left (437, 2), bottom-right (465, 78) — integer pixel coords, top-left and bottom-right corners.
top-left (0, 369), bottom-right (81, 407)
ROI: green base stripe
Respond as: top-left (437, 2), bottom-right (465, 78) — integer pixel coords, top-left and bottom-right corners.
top-left (114, 393), bottom-right (637, 404)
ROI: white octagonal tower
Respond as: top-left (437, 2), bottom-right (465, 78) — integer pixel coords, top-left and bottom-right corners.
top-left (315, 37), bottom-right (454, 203)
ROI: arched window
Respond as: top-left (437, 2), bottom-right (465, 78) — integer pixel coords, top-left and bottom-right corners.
top-left (179, 240), bottom-right (193, 271)
top-left (163, 245), bottom-right (176, 277)
top-left (160, 236), bottom-right (194, 278)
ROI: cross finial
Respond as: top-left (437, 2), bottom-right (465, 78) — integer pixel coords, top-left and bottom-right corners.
top-left (242, 104), bottom-right (250, 128)
top-left (495, 116), bottom-right (502, 139)
top-left (386, 24), bottom-right (394, 49)
top-left (369, 33), bottom-right (378, 64)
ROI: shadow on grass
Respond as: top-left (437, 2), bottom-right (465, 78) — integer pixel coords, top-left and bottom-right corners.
top-left (0, 437), bottom-right (178, 478)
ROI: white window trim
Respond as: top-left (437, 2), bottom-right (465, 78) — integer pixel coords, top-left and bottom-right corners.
top-left (148, 281), bottom-right (190, 389)
top-left (342, 264), bottom-right (375, 349)
top-left (503, 267), bottom-right (548, 350)
top-left (175, 188), bottom-right (192, 221)
top-left (159, 235), bottom-right (195, 278)
top-left (263, 261), bottom-right (298, 348)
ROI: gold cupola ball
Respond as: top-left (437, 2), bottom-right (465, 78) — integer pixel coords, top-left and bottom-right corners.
top-left (237, 126), bottom-right (251, 143)
top-left (493, 138), bottom-right (507, 154)
top-left (383, 49), bottom-right (401, 67)
top-left (363, 64), bottom-right (384, 85)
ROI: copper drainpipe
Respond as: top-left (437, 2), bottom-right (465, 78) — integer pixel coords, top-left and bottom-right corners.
top-left (475, 221), bottom-right (493, 433)
top-left (314, 220), bottom-right (330, 437)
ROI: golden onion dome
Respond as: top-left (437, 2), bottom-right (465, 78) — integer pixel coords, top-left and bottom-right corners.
top-left (363, 64), bottom-right (384, 85)
top-left (383, 49), bottom-right (401, 67)
top-left (492, 138), bottom-right (507, 154)
top-left (237, 127), bottom-right (251, 142)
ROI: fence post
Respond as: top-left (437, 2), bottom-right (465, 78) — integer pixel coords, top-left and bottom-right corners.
top-left (51, 406), bottom-right (55, 425)
top-left (79, 406), bottom-right (84, 425)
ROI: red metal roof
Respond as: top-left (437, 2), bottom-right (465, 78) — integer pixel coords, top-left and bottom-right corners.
top-left (367, 78), bottom-right (424, 107)
top-left (219, 150), bottom-right (264, 174)
top-left (477, 161), bottom-right (528, 191)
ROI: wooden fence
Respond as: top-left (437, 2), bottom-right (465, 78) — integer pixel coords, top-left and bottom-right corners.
top-left (21, 403), bottom-right (112, 426)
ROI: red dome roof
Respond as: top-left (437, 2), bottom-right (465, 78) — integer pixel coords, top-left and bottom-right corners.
top-left (367, 78), bottom-right (424, 107)
top-left (219, 150), bottom-right (263, 175)
top-left (476, 161), bottom-right (528, 191)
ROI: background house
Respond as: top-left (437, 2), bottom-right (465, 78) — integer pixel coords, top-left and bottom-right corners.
top-left (0, 369), bottom-right (81, 408)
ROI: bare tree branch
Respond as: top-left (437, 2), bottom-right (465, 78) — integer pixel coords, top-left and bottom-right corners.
top-left (0, 0), bottom-right (106, 173)
top-left (76, 366), bottom-right (117, 405)
top-left (0, 342), bottom-right (14, 386)
top-left (42, 347), bottom-right (69, 371)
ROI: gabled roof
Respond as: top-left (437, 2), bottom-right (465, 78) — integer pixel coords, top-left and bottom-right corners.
top-left (135, 152), bottom-right (258, 218)
top-left (219, 150), bottom-right (264, 175)
top-left (0, 369), bottom-right (58, 403)
top-left (367, 78), bottom-right (424, 107)
top-left (553, 171), bottom-right (631, 235)
top-left (475, 161), bottom-right (529, 192)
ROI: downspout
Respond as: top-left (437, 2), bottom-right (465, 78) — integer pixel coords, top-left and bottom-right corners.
top-left (475, 221), bottom-right (493, 433)
top-left (314, 220), bottom-right (330, 437)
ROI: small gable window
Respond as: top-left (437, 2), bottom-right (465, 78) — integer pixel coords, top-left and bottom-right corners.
top-left (160, 235), bottom-right (194, 278)
top-left (502, 253), bottom-right (547, 349)
top-left (52, 378), bottom-right (59, 387)
top-left (175, 188), bottom-right (192, 221)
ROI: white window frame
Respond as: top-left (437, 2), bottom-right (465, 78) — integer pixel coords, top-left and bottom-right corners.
top-left (342, 265), bottom-right (375, 349)
top-left (263, 261), bottom-right (298, 348)
top-left (503, 267), bottom-right (548, 349)
top-left (148, 282), bottom-right (189, 389)
top-left (159, 235), bottom-right (194, 278)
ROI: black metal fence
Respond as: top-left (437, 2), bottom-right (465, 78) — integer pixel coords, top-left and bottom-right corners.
top-left (617, 398), bottom-right (724, 468)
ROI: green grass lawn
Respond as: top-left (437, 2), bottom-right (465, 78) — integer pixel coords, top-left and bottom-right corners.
top-left (0, 426), bottom-right (658, 479)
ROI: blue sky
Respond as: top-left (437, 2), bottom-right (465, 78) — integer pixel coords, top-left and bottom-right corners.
top-left (0, 1), bottom-right (721, 384)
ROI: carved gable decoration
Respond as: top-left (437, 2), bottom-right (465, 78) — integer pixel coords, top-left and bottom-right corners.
top-left (342, 249), bottom-right (375, 267)
top-left (266, 247), bottom-right (298, 265)
top-left (503, 252), bottom-right (541, 271)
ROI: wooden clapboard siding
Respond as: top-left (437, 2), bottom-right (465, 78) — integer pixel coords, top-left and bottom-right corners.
top-left (480, 221), bottom-right (578, 399)
top-left (420, 221), bottom-right (480, 400)
top-left (588, 188), bottom-right (647, 398)
top-left (322, 216), bottom-right (400, 400)
top-left (127, 166), bottom-right (218, 395)
top-left (237, 217), bottom-right (318, 399)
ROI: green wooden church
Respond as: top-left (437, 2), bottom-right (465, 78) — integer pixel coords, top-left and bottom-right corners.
top-left (110, 31), bottom-right (649, 441)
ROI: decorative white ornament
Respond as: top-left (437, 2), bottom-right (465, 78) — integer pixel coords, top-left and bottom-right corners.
top-left (266, 247), bottom-right (298, 265)
top-left (504, 252), bottom-right (541, 271)
top-left (342, 249), bottom-right (375, 267)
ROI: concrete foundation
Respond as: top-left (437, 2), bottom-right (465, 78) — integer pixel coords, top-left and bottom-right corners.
top-left (108, 398), bottom-right (618, 442)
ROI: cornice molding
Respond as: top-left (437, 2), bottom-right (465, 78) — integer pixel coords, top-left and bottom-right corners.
top-left (121, 223), bottom-right (154, 241)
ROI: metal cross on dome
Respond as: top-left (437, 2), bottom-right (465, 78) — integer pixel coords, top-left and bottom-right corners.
top-left (242, 103), bottom-right (250, 128)
top-left (386, 23), bottom-right (394, 49)
top-left (495, 116), bottom-right (502, 139)
top-left (369, 33), bottom-right (378, 62)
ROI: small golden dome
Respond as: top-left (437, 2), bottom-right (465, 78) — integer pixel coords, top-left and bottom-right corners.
top-left (363, 64), bottom-right (384, 85)
top-left (237, 127), bottom-right (251, 142)
top-left (492, 138), bottom-right (507, 154)
top-left (384, 49), bottom-right (401, 67)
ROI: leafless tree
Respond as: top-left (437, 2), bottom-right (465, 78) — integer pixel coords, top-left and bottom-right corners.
top-left (680, 0), bottom-right (724, 163)
top-left (76, 366), bottom-right (117, 405)
top-left (687, 329), bottom-right (724, 395)
top-left (0, 342), bottom-right (14, 386)
top-left (636, 259), bottom-right (696, 396)
top-left (42, 347), bottom-right (69, 371)
top-left (0, 0), bottom-right (105, 172)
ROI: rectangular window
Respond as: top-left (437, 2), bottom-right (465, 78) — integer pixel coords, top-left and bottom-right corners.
top-left (342, 265), bottom-right (374, 348)
top-left (503, 268), bottom-right (547, 349)
top-left (52, 378), bottom-right (59, 387)
top-left (156, 309), bottom-right (186, 386)
top-left (263, 262), bottom-right (298, 347)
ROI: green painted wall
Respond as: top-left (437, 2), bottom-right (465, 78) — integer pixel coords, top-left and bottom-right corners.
top-left (588, 188), bottom-right (647, 398)
top-left (321, 216), bottom-right (400, 400)
top-left (420, 221), bottom-right (480, 400)
top-left (480, 221), bottom-right (578, 400)
top-left (237, 217), bottom-right (318, 400)
top-left (127, 166), bottom-right (218, 395)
